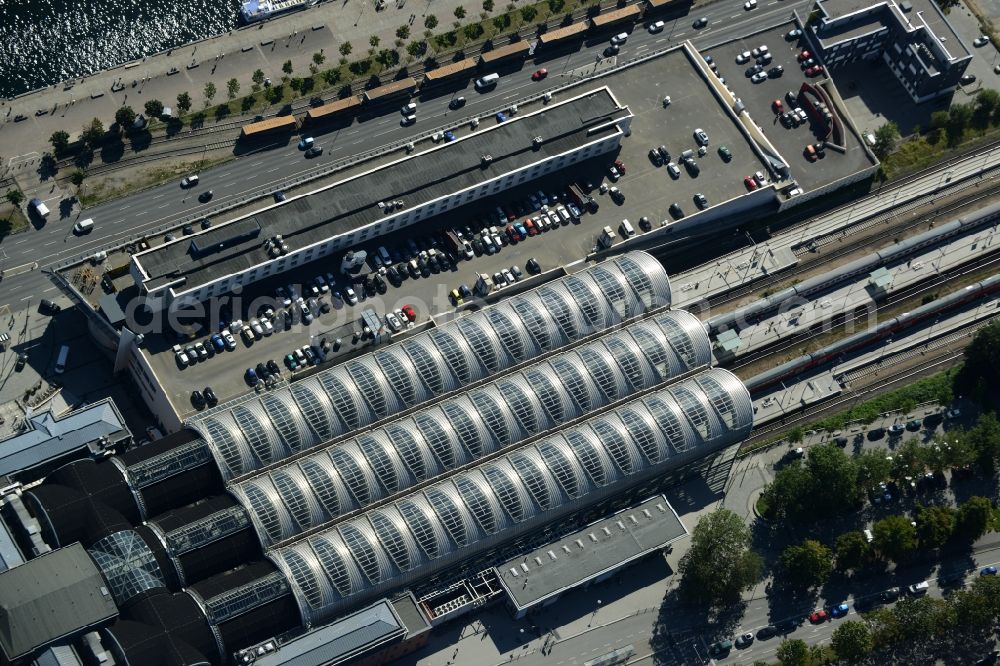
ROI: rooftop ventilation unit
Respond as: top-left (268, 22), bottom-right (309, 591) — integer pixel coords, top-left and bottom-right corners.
top-left (481, 154), bottom-right (493, 167)
top-left (532, 136), bottom-right (543, 150)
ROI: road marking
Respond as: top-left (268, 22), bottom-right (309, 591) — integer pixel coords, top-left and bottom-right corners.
top-left (731, 13), bottom-right (741, 17)
top-left (266, 166), bottom-right (281, 173)
top-left (43, 240), bottom-right (57, 246)
top-left (251, 161), bottom-right (263, 166)
top-left (656, 37), bottom-right (667, 43)
top-left (44, 286), bottom-right (56, 293)
top-left (637, 44), bottom-right (650, 51)
top-left (19, 296), bottom-right (30, 302)
top-left (157, 203), bottom-right (170, 209)
top-left (220, 171), bottom-right (232, 176)
top-left (119, 206), bottom-right (129, 211)
top-left (152, 194), bottom-right (164, 200)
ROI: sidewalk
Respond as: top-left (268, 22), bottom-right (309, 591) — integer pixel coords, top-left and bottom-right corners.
top-left (0, 0), bottom-right (514, 174)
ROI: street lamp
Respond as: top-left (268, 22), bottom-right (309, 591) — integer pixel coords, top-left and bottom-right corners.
top-left (588, 599), bottom-right (602, 627)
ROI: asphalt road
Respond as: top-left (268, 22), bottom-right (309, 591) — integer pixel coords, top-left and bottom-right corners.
top-left (0, 0), bottom-right (810, 310)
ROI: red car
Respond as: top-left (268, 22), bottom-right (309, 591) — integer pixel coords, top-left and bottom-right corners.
top-left (804, 144), bottom-right (818, 161)
top-left (809, 610), bottom-right (828, 623)
top-left (805, 65), bottom-right (825, 77)
top-left (797, 49), bottom-right (811, 61)
top-left (614, 159), bottom-right (627, 174)
top-left (531, 68), bottom-right (548, 81)
top-left (401, 304), bottom-right (416, 322)
top-left (505, 223), bottom-right (519, 242)
top-left (524, 218), bottom-right (538, 236)
top-left (743, 176), bottom-right (758, 191)
top-left (773, 99), bottom-right (784, 113)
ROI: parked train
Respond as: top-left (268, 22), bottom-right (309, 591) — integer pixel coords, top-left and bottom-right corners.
top-left (709, 199), bottom-right (1000, 334)
top-left (744, 271), bottom-right (1000, 393)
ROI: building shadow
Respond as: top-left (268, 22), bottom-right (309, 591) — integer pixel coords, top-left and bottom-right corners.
top-left (833, 59), bottom-right (952, 134)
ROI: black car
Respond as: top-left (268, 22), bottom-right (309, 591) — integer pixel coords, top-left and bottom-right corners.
top-left (604, 44), bottom-right (620, 57)
top-left (305, 146), bottom-right (324, 158)
top-left (745, 64), bottom-right (763, 77)
top-left (198, 190), bottom-right (214, 203)
top-left (256, 362), bottom-right (269, 380)
top-left (182, 224), bottom-right (194, 235)
top-left (756, 625), bottom-right (778, 640)
top-left (320, 301), bottom-right (331, 314)
top-left (669, 202), bottom-right (685, 219)
top-left (961, 74), bottom-right (978, 85)
top-left (526, 257), bottom-right (541, 274)
top-left (658, 145), bottom-right (670, 162)
top-left (693, 16), bottom-right (708, 28)
top-left (775, 619), bottom-right (799, 634)
top-left (449, 96), bottom-right (466, 109)
top-left (39, 299), bottom-right (61, 314)
top-left (881, 587), bottom-right (901, 603)
top-left (191, 390), bottom-right (206, 409)
top-left (768, 65), bottom-right (784, 77)
top-left (204, 387), bottom-right (218, 406)
top-left (693, 193), bottom-right (708, 209)
top-left (200, 218), bottom-right (212, 229)
top-left (15, 353), bottom-right (27, 371)
top-left (266, 359), bottom-right (280, 375)
top-left (649, 148), bottom-right (663, 166)
top-left (273, 191), bottom-right (286, 202)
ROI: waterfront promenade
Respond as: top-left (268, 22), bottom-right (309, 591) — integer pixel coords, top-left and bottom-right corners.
top-left (0, 0), bottom-right (496, 176)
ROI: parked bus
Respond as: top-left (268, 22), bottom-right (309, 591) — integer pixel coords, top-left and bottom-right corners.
top-left (362, 77), bottom-right (418, 104)
top-left (423, 57), bottom-right (479, 85)
top-left (589, 4), bottom-right (642, 29)
top-left (478, 41), bottom-right (530, 66)
top-left (538, 22), bottom-right (588, 47)
top-left (240, 115), bottom-right (298, 139)
top-left (306, 95), bottom-right (361, 124)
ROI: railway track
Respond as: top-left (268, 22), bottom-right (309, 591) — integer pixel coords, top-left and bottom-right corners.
top-left (705, 176), bottom-right (1000, 312)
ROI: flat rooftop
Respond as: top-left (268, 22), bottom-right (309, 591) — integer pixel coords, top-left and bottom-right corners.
top-left (495, 495), bottom-right (687, 612)
top-left (0, 543), bottom-right (118, 661)
top-left (816, 0), bottom-right (970, 61)
top-left (133, 89), bottom-right (626, 294)
top-left (708, 22), bottom-right (877, 193)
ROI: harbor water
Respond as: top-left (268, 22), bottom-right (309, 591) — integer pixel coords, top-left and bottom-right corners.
top-left (0, 0), bottom-right (243, 98)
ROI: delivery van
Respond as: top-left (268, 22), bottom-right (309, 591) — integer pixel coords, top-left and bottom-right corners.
top-left (475, 73), bottom-right (500, 90)
top-left (73, 218), bottom-right (95, 234)
top-left (29, 198), bottom-right (50, 218)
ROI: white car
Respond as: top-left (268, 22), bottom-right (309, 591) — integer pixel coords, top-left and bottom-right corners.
top-left (400, 102), bottom-right (417, 116)
top-left (262, 319), bottom-right (274, 336)
top-left (735, 51), bottom-right (751, 64)
top-left (173, 344), bottom-right (190, 366)
top-left (275, 287), bottom-right (291, 307)
top-left (744, 0), bottom-right (757, 9)
top-left (611, 32), bottom-right (629, 45)
top-left (751, 45), bottom-right (769, 58)
top-left (751, 71), bottom-right (768, 83)
top-left (648, 20), bottom-right (665, 33)
top-left (974, 35), bottom-right (990, 47)
top-left (221, 330), bottom-right (237, 350)
top-left (666, 162), bottom-right (681, 179)
top-left (385, 312), bottom-right (403, 332)
top-left (344, 287), bottom-right (358, 305)
top-left (250, 319), bottom-right (264, 337)
top-left (180, 174), bottom-right (199, 188)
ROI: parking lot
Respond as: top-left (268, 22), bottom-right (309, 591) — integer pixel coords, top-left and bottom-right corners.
top-left (593, 46), bottom-right (771, 223)
top-left (712, 23), bottom-right (876, 192)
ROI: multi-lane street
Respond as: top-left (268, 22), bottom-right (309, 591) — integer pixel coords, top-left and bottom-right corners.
top-left (0, 0), bottom-right (809, 308)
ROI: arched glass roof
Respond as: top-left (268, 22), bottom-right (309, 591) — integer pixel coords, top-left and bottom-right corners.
top-left (236, 310), bottom-right (710, 547)
top-left (183, 252), bottom-right (672, 481)
top-left (271, 368), bottom-right (753, 626)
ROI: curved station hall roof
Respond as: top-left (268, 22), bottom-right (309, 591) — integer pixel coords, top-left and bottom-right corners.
top-left (232, 309), bottom-right (712, 547)
top-left (270, 368), bottom-right (753, 626)
top-left (187, 252), bottom-right (671, 481)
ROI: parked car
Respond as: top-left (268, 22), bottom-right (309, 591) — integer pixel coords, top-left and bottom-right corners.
top-left (830, 603), bottom-right (849, 618)
top-left (204, 387), bottom-right (218, 406)
top-left (809, 610), bottom-right (828, 623)
top-left (191, 390), bottom-right (206, 408)
top-left (245, 368), bottom-right (258, 386)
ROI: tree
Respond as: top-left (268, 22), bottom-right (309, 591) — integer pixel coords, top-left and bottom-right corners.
top-left (464, 23), bottom-right (484, 40)
top-left (915, 504), bottom-right (955, 549)
top-left (114, 105), bottom-right (136, 130)
top-left (873, 515), bottom-right (917, 562)
top-left (891, 596), bottom-right (954, 640)
top-left (955, 495), bottom-right (994, 541)
top-left (835, 531), bottom-right (871, 571)
top-left (493, 13), bottom-right (511, 32)
top-left (761, 461), bottom-right (812, 520)
top-left (831, 620), bottom-right (873, 663)
top-left (855, 449), bottom-right (892, 489)
top-left (424, 14), bottom-right (438, 29)
top-left (312, 51), bottom-right (326, 66)
top-left (807, 444), bottom-right (861, 514)
top-left (483, 0), bottom-right (494, 9)
top-left (677, 509), bottom-right (762, 607)
top-left (520, 4), bottom-right (538, 21)
top-left (407, 40), bottom-right (425, 57)
top-left (454, 5), bottom-right (466, 18)
top-left (144, 99), bottom-right (164, 118)
top-left (872, 121), bottom-right (899, 159)
top-left (974, 88), bottom-right (1000, 125)
top-left (961, 412), bottom-right (1000, 474)
top-left (227, 78), bottom-right (240, 100)
top-left (775, 638), bottom-right (810, 666)
top-left (177, 91), bottom-right (192, 113)
top-left (49, 130), bottom-right (71, 155)
top-left (203, 82), bottom-right (217, 108)
top-left (947, 103), bottom-right (973, 146)
top-left (282, 59), bottom-right (294, 77)
top-left (69, 169), bottom-right (87, 189)
top-left (5, 190), bottom-right (24, 207)
top-left (251, 69), bottom-right (265, 92)
top-left (80, 118), bottom-right (104, 147)
top-left (396, 25), bottom-right (410, 40)
top-left (781, 539), bottom-right (833, 589)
